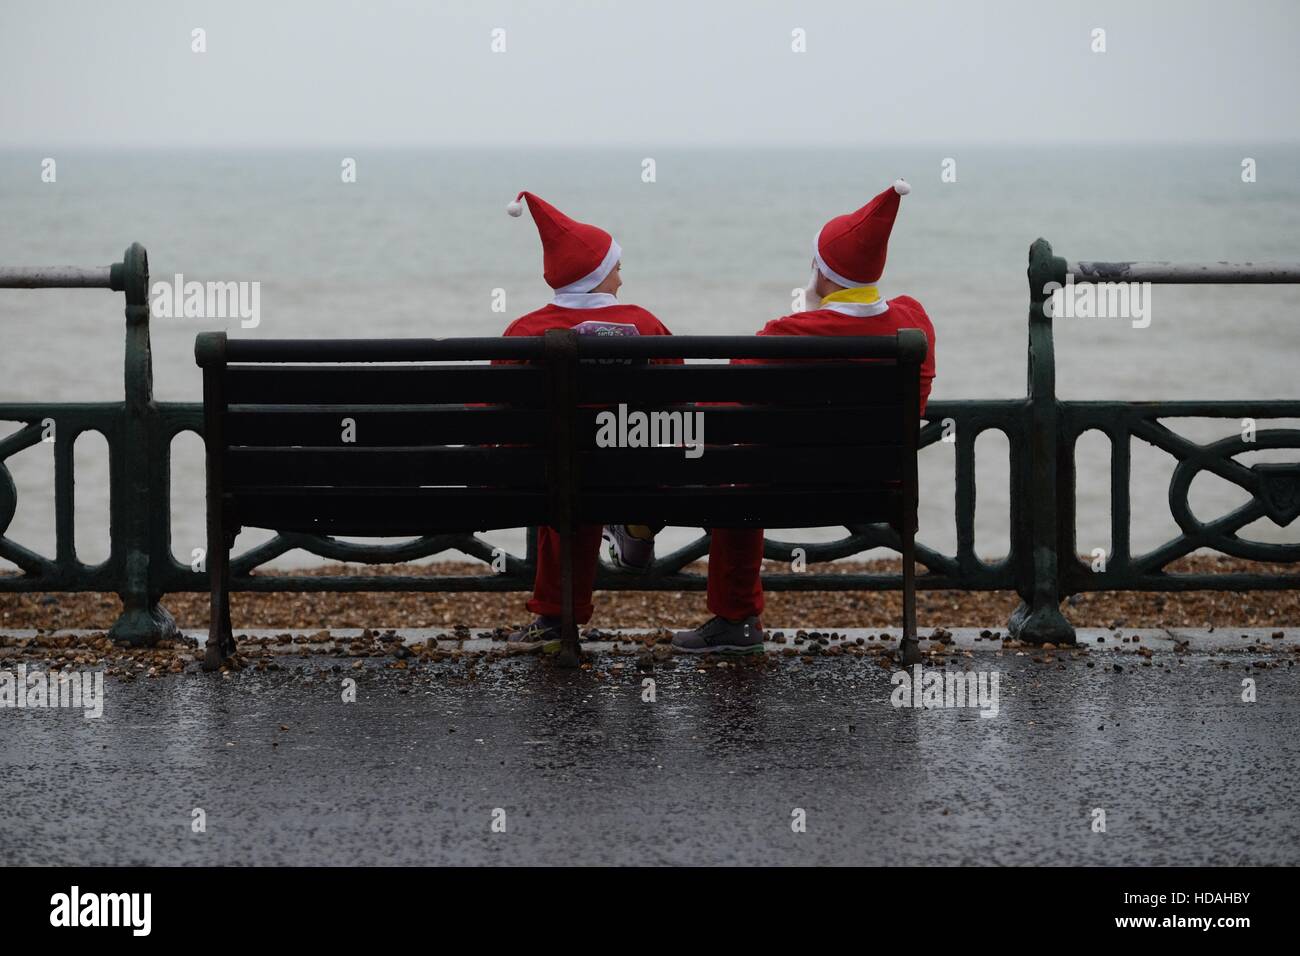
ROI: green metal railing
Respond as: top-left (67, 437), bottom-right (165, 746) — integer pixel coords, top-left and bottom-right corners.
top-left (1, 241), bottom-right (1297, 646)
top-left (1014, 240), bottom-right (1300, 642)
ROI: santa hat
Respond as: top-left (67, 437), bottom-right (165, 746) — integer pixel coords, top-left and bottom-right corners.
top-left (506, 191), bottom-right (621, 292)
top-left (814, 179), bottom-right (910, 287)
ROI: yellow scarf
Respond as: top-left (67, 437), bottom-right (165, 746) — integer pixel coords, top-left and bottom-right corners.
top-left (820, 285), bottom-right (880, 307)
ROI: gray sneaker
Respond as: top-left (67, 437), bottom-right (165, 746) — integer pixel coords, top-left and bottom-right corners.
top-left (508, 616), bottom-right (561, 643)
top-left (603, 524), bottom-right (655, 573)
top-left (672, 616), bottom-right (765, 654)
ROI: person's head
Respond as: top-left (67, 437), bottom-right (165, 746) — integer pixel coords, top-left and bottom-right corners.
top-left (800, 260), bottom-right (844, 310)
top-left (811, 261), bottom-right (844, 299)
top-left (590, 260), bottom-right (622, 296)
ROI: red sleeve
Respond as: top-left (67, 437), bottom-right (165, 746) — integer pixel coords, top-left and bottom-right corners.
top-left (890, 298), bottom-right (936, 415)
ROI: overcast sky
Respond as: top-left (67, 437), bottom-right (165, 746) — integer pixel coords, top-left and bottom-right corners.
top-left (2, 0), bottom-right (1298, 147)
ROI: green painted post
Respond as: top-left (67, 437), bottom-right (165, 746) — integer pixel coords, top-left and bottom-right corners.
top-left (107, 243), bottom-right (180, 646)
top-left (1008, 239), bottom-right (1076, 645)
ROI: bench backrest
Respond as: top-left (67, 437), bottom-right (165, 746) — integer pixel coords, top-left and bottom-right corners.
top-left (195, 330), bottom-right (926, 537)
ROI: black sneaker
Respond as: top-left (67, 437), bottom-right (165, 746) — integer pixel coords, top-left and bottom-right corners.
top-left (671, 616), bottom-right (764, 655)
top-left (508, 616), bottom-right (562, 643)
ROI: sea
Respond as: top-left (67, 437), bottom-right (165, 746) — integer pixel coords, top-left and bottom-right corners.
top-left (2, 145), bottom-right (1298, 571)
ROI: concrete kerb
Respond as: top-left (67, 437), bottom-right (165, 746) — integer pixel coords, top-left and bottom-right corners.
top-left (1, 626), bottom-right (1295, 657)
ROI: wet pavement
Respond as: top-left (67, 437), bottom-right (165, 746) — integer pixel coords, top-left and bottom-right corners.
top-left (2, 631), bottom-right (1298, 866)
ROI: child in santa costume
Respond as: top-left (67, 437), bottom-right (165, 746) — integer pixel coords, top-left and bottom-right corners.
top-left (499, 191), bottom-right (677, 643)
top-left (673, 179), bottom-right (937, 654)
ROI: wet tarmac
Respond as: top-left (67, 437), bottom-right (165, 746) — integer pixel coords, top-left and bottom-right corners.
top-left (2, 641), bottom-right (1297, 865)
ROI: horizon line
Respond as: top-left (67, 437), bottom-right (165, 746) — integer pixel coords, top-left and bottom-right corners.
top-left (3, 140), bottom-right (1299, 151)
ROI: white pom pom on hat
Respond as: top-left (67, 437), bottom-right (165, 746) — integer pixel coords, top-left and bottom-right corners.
top-left (506, 197), bottom-right (524, 217)
top-left (893, 179), bottom-right (911, 196)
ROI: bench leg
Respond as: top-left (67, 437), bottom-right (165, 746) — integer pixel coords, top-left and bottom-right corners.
top-left (898, 522), bottom-right (922, 666)
top-left (555, 522), bottom-right (581, 668)
top-left (202, 531), bottom-right (236, 672)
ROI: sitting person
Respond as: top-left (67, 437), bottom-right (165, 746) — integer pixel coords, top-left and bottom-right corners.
top-left (498, 191), bottom-right (677, 642)
top-left (672, 179), bottom-right (937, 654)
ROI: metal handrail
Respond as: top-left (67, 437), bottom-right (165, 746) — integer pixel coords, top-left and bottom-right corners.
top-left (1066, 261), bottom-right (1300, 283)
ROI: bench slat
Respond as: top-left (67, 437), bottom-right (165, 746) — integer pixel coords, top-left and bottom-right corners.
top-left (226, 406), bottom-right (546, 447)
top-left (576, 487), bottom-right (902, 528)
top-left (577, 445), bottom-right (901, 487)
top-left (227, 488), bottom-right (550, 534)
top-left (574, 405), bottom-right (901, 447)
top-left (226, 447), bottom-right (546, 488)
top-left (576, 363), bottom-right (902, 405)
top-left (224, 365), bottom-right (546, 406)
top-left (223, 404), bottom-right (898, 449)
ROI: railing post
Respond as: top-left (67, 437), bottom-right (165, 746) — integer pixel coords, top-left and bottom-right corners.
top-left (107, 243), bottom-right (180, 646)
top-left (1008, 239), bottom-right (1076, 645)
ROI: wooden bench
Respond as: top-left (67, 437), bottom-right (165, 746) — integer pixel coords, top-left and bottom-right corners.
top-left (194, 329), bottom-right (926, 670)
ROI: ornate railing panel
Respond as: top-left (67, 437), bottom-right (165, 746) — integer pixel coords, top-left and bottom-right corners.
top-left (1060, 402), bottom-right (1300, 593)
top-left (0, 403), bottom-right (123, 591)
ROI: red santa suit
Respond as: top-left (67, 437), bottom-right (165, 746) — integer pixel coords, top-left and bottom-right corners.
top-left (498, 191), bottom-right (676, 624)
top-left (706, 180), bottom-right (937, 622)
top-left (503, 301), bottom-right (671, 339)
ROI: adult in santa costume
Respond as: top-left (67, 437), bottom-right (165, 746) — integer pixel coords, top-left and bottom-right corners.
top-left (673, 179), bottom-right (937, 653)
top-left (498, 191), bottom-right (677, 643)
